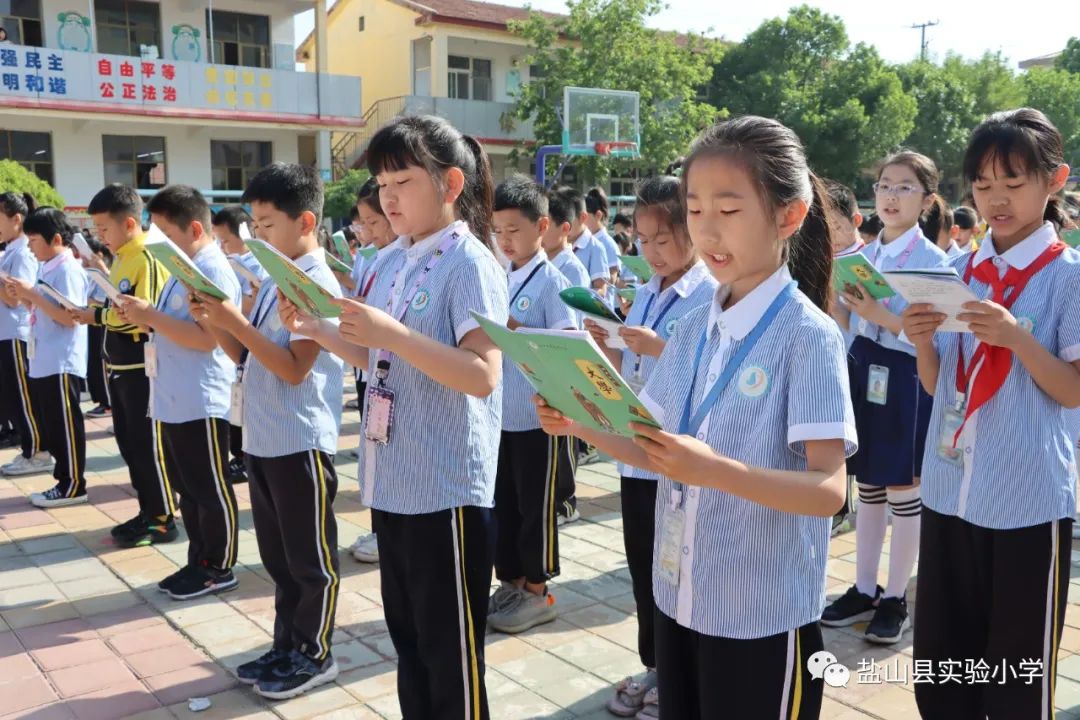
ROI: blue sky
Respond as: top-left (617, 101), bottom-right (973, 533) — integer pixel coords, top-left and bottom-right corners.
top-left (295, 1), bottom-right (1078, 66)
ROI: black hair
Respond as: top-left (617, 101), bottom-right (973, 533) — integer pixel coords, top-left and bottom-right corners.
top-left (546, 188), bottom-right (576, 227)
top-left (146, 184), bottom-right (211, 232)
top-left (585, 187), bottom-right (609, 218)
top-left (242, 162), bottom-right (324, 224)
top-left (952, 206), bottom-right (978, 230)
top-left (349, 205), bottom-right (360, 221)
top-left (82, 232), bottom-right (112, 262)
top-left (633, 175), bottom-right (688, 244)
top-left (356, 177), bottom-right (385, 216)
top-left (554, 186), bottom-right (586, 219)
top-left (24, 207), bottom-right (74, 246)
top-left (612, 212), bottom-right (632, 228)
top-left (494, 174), bottom-right (549, 223)
top-left (878, 150), bottom-right (939, 195)
top-left (859, 213), bottom-right (883, 237)
top-left (341, 227), bottom-right (356, 243)
top-left (919, 197), bottom-right (954, 243)
top-left (366, 115), bottom-right (494, 247)
top-left (613, 231), bottom-right (633, 254)
top-left (211, 205), bottom-right (252, 237)
top-left (0, 192), bottom-right (35, 219)
top-left (682, 115), bottom-right (833, 311)
top-left (824, 180), bottom-right (858, 220)
top-left (87, 183), bottom-right (143, 221)
top-left (963, 107), bottom-right (1070, 229)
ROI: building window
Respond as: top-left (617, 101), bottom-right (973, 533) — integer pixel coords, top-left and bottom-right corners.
top-left (0, 130), bottom-right (51, 185)
top-left (448, 55), bottom-right (491, 101)
top-left (610, 175), bottom-right (636, 199)
top-left (0, 0), bottom-right (42, 47)
top-left (103, 135), bottom-right (166, 189)
top-left (207, 10), bottom-right (270, 68)
top-left (95, 0), bottom-right (160, 57)
top-left (211, 140), bottom-right (271, 191)
top-left (528, 63), bottom-right (547, 99)
top-left (358, 16), bottom-right (365, 31)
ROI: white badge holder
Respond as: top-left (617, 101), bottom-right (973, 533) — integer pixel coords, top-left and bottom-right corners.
top-left (657, 492), bottom-right (687, 586)
top-left (937, 394), bottom-right (966, 467)
top-left (230, 367), bottom-right (244, 426)
top-left (144, 340), bottom-right (158, 378)
top-left (26, 336), bottom-right (35, 360)
top-left (867, 364), bottom-right (889, 406)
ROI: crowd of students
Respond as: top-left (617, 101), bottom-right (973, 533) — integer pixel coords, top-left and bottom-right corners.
top-left (0, 105), bottom-right (1077, 720)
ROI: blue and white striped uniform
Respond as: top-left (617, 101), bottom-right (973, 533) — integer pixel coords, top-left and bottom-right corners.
top-left (594, 226), bottom-right (621, 270)
top-left (242, 248), bottom-right (344, 458)
top-left (359, 221), bottom-right (509, 514)
top-left (640, 266), bottom-right (857, 638)
top-left (349, 247), bottom-right (369, 295)
top-left (550, 246), bottom-right (590, 290)
top-left (0, 236), bottom-right (36, 342)
top-left (617, 261), bottom-right (716, 481)
top-left (30, 251), bottom-right (88, 379)
top-left (572, 229), bottom-right (609, 283)
top-left (922, 222), bottom-right (1080, 530)
top-left (356, 240), bottom-right (404, 298)
top-left (230, 251), bottom-right (268, 298)
top-left (502, 252), bottom-right (576, 432)
top-left (150, 242), bottom-right (241, 424)
top-left (850, 225), bottom-right (949, 354)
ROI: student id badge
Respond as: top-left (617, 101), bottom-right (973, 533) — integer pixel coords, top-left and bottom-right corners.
top-left (26, 336), bottom-right (35, 360)
top-left (867, 364), bottom-right (889, 406)
top-left (365, 385), bottom-right (395, 445)
top-left (937, 398), bottom-right (966, 467)
top-left (230, 380), bottom-right (244, 426)
top-left (657, 503), bottom-right (686, 586)
top-left (144, 342), bottom-right (158, 378)
top-left (627, 371), bottom-right (646, 395)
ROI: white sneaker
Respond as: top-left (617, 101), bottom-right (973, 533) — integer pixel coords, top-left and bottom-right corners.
top-left (30, 485), bottom-right (88, 508)
top-left (3, 452), bottom-right (55, 477)
top-left (557, 507), bottom-right (581, 526)
top-left (349, 533), bottom-right (379, 563)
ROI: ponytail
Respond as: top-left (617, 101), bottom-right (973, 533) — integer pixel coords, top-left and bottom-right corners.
top-left (22, 193), bottom-right (35, 214)
top-left (1045, 195), bottom-right (1072, 231)
top-left (460, 134), bottom-right (494, 249)
top-left (788, 173), bottom-right (834, 312)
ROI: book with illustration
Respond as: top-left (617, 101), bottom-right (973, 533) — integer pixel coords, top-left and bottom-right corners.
top-left (244, 240), bottom-right (342, 319)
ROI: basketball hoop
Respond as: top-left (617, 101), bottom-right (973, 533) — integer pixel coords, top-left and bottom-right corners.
top-left (594, 141), bottom-right (637, 156)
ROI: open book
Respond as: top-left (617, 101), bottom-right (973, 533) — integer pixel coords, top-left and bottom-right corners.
top-left (228, 256), bottom-right (262, 288)
top-left (72, 233), bottom-right (94, 261)
top-left (559, 286), bottom-right (626, 349)
top-left (1063, 229), bottom-right (1080, 249)
top-left (86, 268), bottom-right (121, 302)
top-left (881, 267), bottom-right (981, 333)
top-left (325, 251), bottom-right (352, 274)
top-left (36, 279), bottom-right (86, 311)
top-left (143, 225), bottom-right (229, 301)
top-left (473, 312), bottom-right (659, 437)
top-left (833, 254), bottom-right (896, 301)
top-left (244, 240), bottom-right (341, 319)
top-left (619, 255), bottom-right (654, 282)
top-left (331, 231), bottom-right (352, 262)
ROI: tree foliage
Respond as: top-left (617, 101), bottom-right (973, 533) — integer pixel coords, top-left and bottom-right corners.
top-left (0, 160), bottom-right (64, 209)
top-left (323, 169), bottom-right (369, 222)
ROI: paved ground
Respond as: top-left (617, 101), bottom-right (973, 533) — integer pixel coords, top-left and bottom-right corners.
top-left (2, 393), bottom-right (1080, 720)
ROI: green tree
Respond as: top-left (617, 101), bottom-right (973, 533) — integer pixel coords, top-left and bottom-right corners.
top-left (1022, 67), bottom-right (1080, 166)
top-left (0, 160), bottom-right (64, 208)
top-left (942, 51), bottom-right (1024, 120)
top-left (322, 168), bottom-right (369, 222)
top-left (709, 5), bottom-right (915, 184)
top-left (1054, 37), bottom-right (1080, 74)
top-left (508, 0), bottom-right (720, 177)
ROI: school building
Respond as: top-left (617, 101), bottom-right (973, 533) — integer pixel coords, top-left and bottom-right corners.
top-left (0, 0), bottom-right (362, 223)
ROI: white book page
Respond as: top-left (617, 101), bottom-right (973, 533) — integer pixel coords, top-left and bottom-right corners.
top-left (882, 272), bottom-right (981, 333)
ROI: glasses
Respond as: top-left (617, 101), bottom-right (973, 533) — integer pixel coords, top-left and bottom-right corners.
top-left (873, 182), bottom-right (923, 198)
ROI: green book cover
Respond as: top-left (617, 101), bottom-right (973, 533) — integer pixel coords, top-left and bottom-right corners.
top-left (472, 312), bottom-right (659, 438)
top-left (331, 231), bottom-right (352, 261)
top-left (833, 254), bottom-right (896, 300)
top-left (325, 252), bottom-right (352, 274)
top-left (559, 287), bottom-right (622, 322)
top-left (617, 286), bottom-right (638, 302)
top-left (244, 240), bottom-right (342, 319)
top-left (619, 255), bottom-right (654, 282)
top-left (358, 245), bottom-right (378, 260)
top-left (143, 225), bottom-right (228, 301)
top-left (1064, 229), bottom-right (1080, 249)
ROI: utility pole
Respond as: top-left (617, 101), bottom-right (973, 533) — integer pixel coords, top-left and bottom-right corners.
top-left (911, 20), bottom-right (940, 61)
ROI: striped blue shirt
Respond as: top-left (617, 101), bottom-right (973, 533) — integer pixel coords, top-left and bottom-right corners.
top-left (850, 225), bottom-right (949, 355)
top-left (923, 223), bottom-right (1080, 530)
top-left (30, 251), bottom-right (87, 379)
top-left (0, 236), bottom-right (36, 342)
top-left (359, 221), bottom-right (509, 514)
top-left (594, 227), bottom-right (621, 270)
top-left (640, 266), bottom-right (857, 638)
top-left (231, 251), bottom-right (268, 298)
top-left (151, 243), bottom-right (241, 424)
top-left (502, 252), bottom-right (576, 431)
top-left (573, 229), bottom-right (609, 283)
top-left (356, 240), bottom-right (405, 298)
top-left (242, 248), bottom-right (344, 458)
top-left (550, 246), bottom-right (590, 290)
top-left (617, 262), bottom-right (716, 481)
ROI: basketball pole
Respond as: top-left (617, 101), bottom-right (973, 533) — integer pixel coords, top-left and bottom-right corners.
top-left (535, 144), bottom-right (564, 188)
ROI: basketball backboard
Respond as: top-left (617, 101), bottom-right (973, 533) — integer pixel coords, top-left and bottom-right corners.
top-left (562, 87), bottom-right (640, 158)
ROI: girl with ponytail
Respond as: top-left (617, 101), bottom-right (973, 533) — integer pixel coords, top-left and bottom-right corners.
top-left (536, 115), bottom-right (857, 719)
top-left (275, 114), bottom-right (507, 718)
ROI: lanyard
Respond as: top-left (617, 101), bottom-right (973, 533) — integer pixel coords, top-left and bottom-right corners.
top-left (631, 289), bottom-right (680, 377)
top-left (670, 282), bottom-right (795, 505)
top-left (359, 268), bottom-right (378, 299)
top-left (509, 260), bottom-right (544, 307)
top-left (871, 231), bottom-right (920, 269)
top-left (374, 224), bottom-right (463, 382)
top-left (238, 285), bottom-right (278, 371)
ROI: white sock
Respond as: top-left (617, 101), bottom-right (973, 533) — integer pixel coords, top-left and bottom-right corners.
top-left (884, 486), bottom-right (922, 600)
top-left (855, 483), bottom-right (887, 597)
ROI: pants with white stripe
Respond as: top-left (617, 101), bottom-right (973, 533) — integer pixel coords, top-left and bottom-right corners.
top-left (30, 373), bottom-right (85, 497)
top-left (914, 507), bottom-right (1071, 720)
top-left (111, 368), bottom-right (174, 519)
top-left (556, 436), bottom-right (577, 515)
top-left (373, 505), bottom-right (493, 720)
top-left (247, 450), bottom-right (339, 662)
top-left (86, 324), bottom-right (110, 408)
top-left (0, 338), bottom-right (41, 458)
top-left (159, 418), bottom-right (237, 571)
top-left (494, 430), bottom-right (560, 584)
top-left (654, 610), bottom-right (823, 719)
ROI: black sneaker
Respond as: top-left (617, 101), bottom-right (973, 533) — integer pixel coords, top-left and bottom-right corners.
top-left (237, 648), bottom-right (291, 685)
top-left (865, 595), bottom-right (911, 644)
top-left (157, 565), bottom-right (199, 594)
top-left (255, 650), bottom-right (339, 700)
top-left (167, 565), bottom-right (238, 601)
top-left (86, 404), bottom-right (111, 418)
top-left (0, 430), bottom-right (19, 449)
top-left (821, 584), bottom-right (882, 627)
top-left (111, 514), bottom-right (146, 539)
top-left (227, 458), bottom-right (247, 485)
top-left (116, 516), bottom-right (178, 548)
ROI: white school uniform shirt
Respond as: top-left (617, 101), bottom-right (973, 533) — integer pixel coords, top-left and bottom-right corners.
top-left (502, 252), bottom-right (576, 432)
top-left (31, 250), bottom-right (88, 379)
top-left (359, 220), bottom-right (509, 514)
top-left (594, 226), bottom-right (621, 270)
top-left (618, 262), bottom-right (716, 481)
top-left (922, 222), bottom-right (1080, 530)
top-left (573, 229), bottom-right (609, 283)
top-left (850, 225), bottom-right (948, 355)
top-left (640, 266), bottom-right (857, 639)
top-left (0, 235), bottom-right (36, 342)
top-left (231, 251), bottom-right (268, 298)
top-left (242, 248), bottom-right (344, 458)
top-left (150, 243), bottom-right (241, 424)
top-left (550, 246), bottom-right (590, 290)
